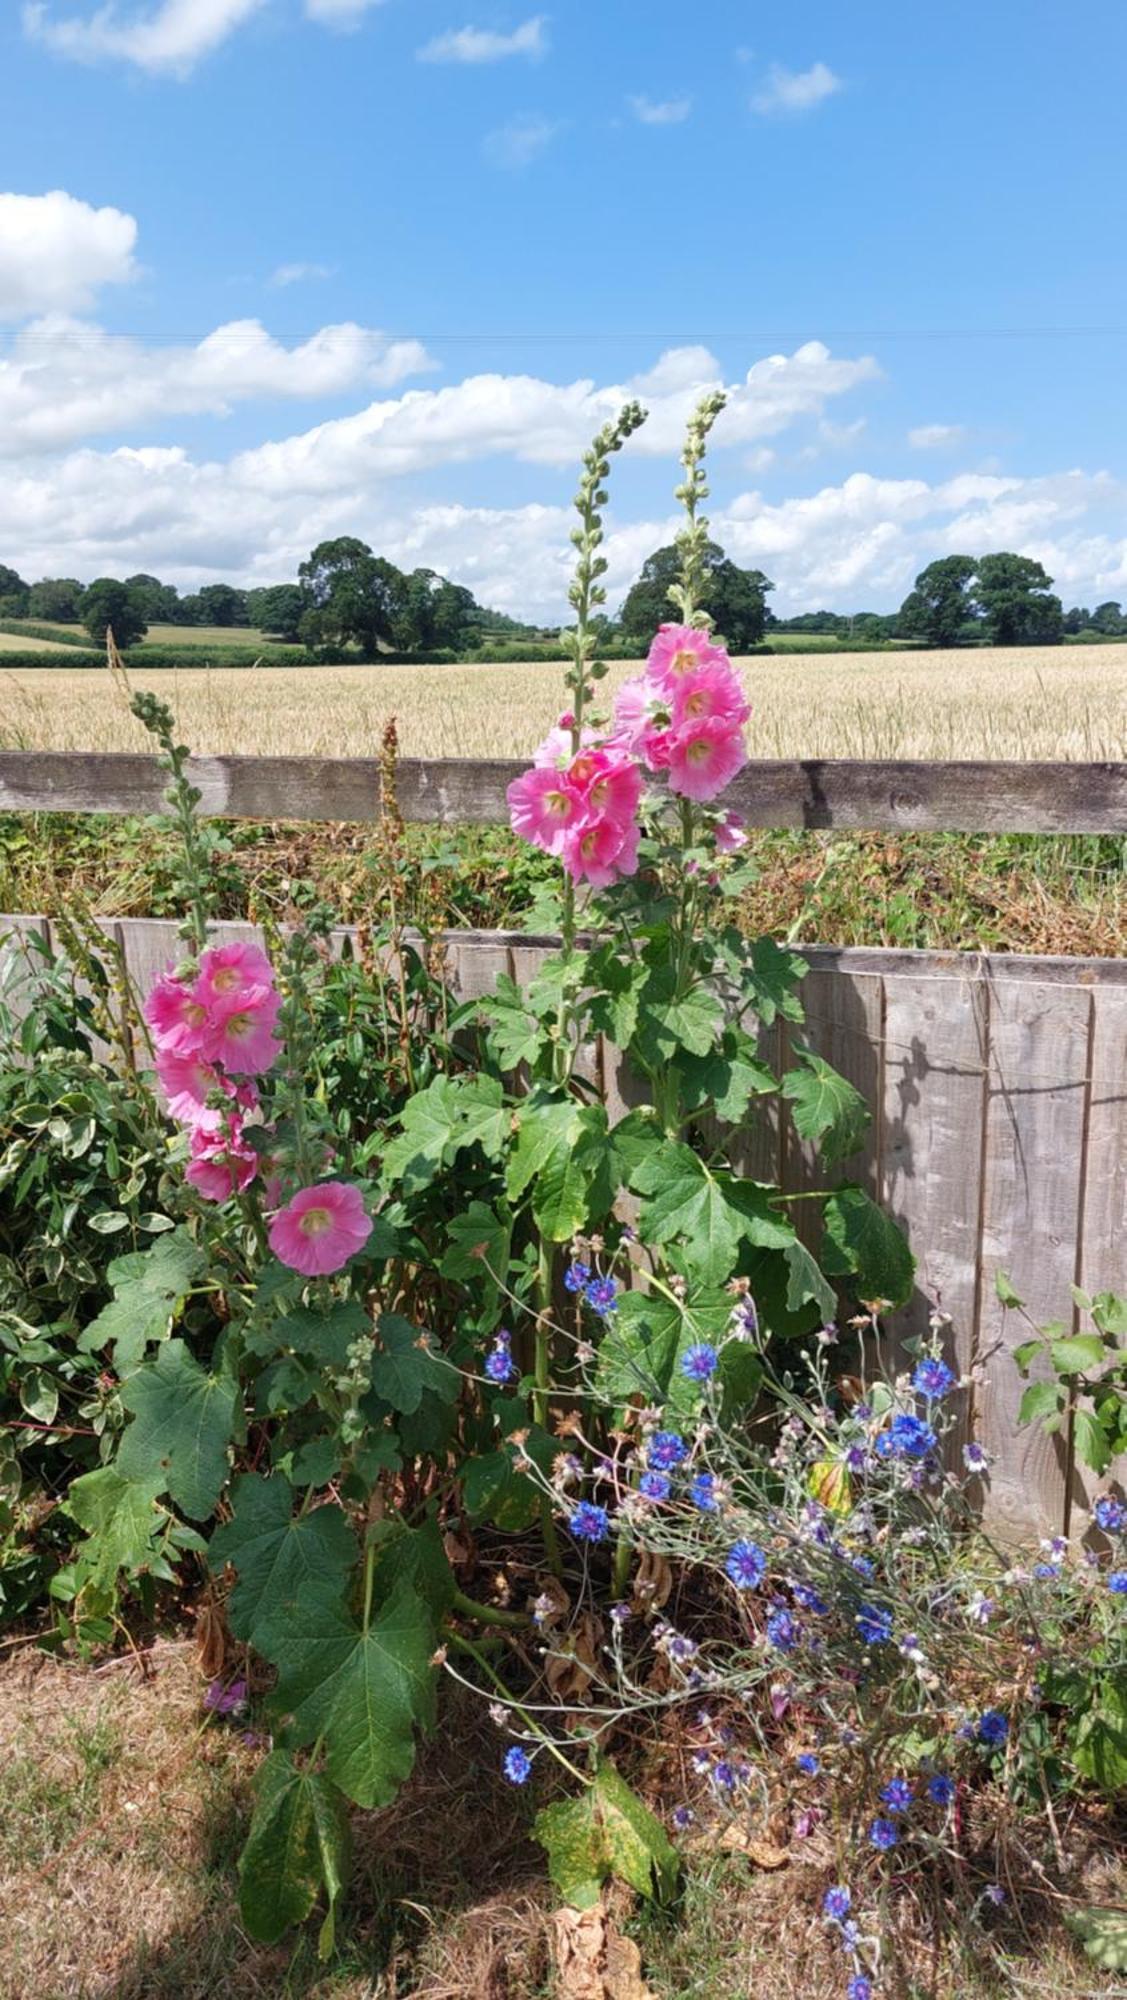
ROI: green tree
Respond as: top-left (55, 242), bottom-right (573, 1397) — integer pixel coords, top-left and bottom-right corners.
top-left (0, 564), bottom-right (30, 615)
top-left (897, 556), bottom-right (978, 647)
top-left (297, 539), bottom-right (408, 658)
top-left (619, 540), bottom-right (773, 650)
top-left (392, 569), bottom-right (478, 651)
top-left (194, 583), bottom-right (249, 627)
top-left (80, 578), bottom-right (149, 651)
top-left (247, 584), bottom-right (307, 642)
top-left (972, 553), bottom-right (1063, 645)
top-left (1090, 601), bottom-right (1124, 636)
top-left (1063, 605), bottom-right (1091, 635)
top-left (125, 574), bottom-right (182, 624)
top-left (26, 577), bottom-right (84, 622)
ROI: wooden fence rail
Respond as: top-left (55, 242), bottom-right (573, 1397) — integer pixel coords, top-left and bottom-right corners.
top-left (2, 911), bottom-right (1125, 1544)
top-left (2, 750), bottom-right (1127, 831)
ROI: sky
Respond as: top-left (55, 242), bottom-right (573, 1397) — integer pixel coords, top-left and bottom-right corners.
top-left (3, 0), bottom-right (1127, 620)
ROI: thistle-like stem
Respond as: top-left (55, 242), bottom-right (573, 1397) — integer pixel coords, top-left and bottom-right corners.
top-left (129, 690), bottom-right (215, 955)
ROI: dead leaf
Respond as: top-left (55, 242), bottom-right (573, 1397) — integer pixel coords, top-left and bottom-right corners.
top-left (552, 1904), bottom-right (654, 2000)
top-left (195, 1596), bottom-right (226, 1681)
top-left (545, 1612), bottom-right (603, 1702)
top-left (630, 1550), bottom-right (672, 1615)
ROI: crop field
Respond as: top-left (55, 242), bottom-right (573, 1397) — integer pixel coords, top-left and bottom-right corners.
top-left (3, 642), bottom-right (1126, 761)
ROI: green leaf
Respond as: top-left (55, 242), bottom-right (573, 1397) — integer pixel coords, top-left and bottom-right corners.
top-left (595, 1285), bottom-right (734, 1420)
top-left (62, 1465), bottom-right (169, 1591)
top-left (1072, 1409), bottom-right (1112, 1475)
top-left (821, 1185), bottom-right (915, 1309)
top-left (994, 1270), bottom-right (1024, 1308)
top-left (633, 1142), bottom-right (792, 1286)
top-left (209, 1474), bottom-right (356, 1649)
top-left (782, 1052), bottom-right (869, 1164)
top-left (782, 1238), bottom-right (838, 1320)
top-left (741, 935), bottom-right (807, 1026)
top-left (584, 949), bottom-right (649, 1047)
top-left (372, 1515), bottom-right (455, 1618)
top-left (238, 1749), bottom-right (351, 1953)
top-left (676, 1034), bottom-right (778, 1123)
top-left (506, 1092), bottom-right (612, 1242)
top-left (1092, 1290), bottom-right (1127, 1337)
top-left (1066, 1907), bottom-right (1127, 1972)
top-left (257, 1576), bottom-right (439, 1809)
top-left (382, 1075), bottom-right (509, 1194)
top-left (1017, 1381), bottom-right (1066, 1428)
top-left (1012, 1339), bottom-right (1043, 1375)
top-left (117, 1338), bottom-right (238, 1520)
top-left (633, 967), bottom-right (724, 1065)
top-left (1048, 1334), bottom-right (1107, 1376)
top-left (1071, 1678), bottom-right (1127, 1795)
top-left (534, 1761), bottom-right (679, 1911)
top-left (247, 1299), bottom-right (371, 1367)
top-left (369, 1314), bottom-right (457, 1415)
top-left (440, 1201), bottom-right (513, 1326)
top-left (462, 1426), bottom-right (557, 1531)
top-left (484, 973), bottom-right (546, 1070)
top-left (76, 1226), bottom-right (206, 1371)
top-left (20, 1368), bottom-right (58, 1425)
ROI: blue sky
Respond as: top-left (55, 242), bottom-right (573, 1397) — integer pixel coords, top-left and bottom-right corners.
top-left (2, 0), bottom-right (1126, 617)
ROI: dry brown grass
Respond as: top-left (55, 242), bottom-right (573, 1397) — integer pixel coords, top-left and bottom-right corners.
top-left (2, 645), bottom-right (1126, 761)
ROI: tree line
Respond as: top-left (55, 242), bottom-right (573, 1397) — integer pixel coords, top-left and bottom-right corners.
top-left (1, 540), bottom-right (1122, 657)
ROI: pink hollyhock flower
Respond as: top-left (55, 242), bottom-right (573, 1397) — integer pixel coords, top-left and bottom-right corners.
top-left (195, 940), bottom-right (276, 1015)
top-left (567, 747), bottom-right (643, 829)
top-left (715, 811), bottom-right (748, 853)
top-left (612, 677), bottom-right (673, 769)
top-left (507, 765), bottom-right (585, 854)
top-left (155, 1049), bottom-right (224, 1126)
top-left (201, 991), bottom-right (282, 1075)
top-left (269, 1181), bottom-right (372, 1277)
top-left (561, 814), bottom-right (641, 889)
top-left (532, 720), bottom-right (596, 769)
top-left (670, 662), bottom-right (750, 732)
top-left (145, 973), bottom-right (209, 1056)
top-left (185, 1124), bottom-right (259, 1202)
top-left (646, 624), bottom-right (730, 688)
top-left (667, 716), bottom-right (748, 802)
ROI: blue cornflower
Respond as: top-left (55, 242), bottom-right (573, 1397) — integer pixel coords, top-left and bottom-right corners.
top-left (855, 1604), bottom-right (893, 1646)
top-left (564, 1260), bottom-right (591, 1293)
top-left (484, 1344), bottom-right (516, 1383)
top-left (1094, 1496), bottom-right (1126, 1534)
top-left (766, 1607), bottom-right (800, 1652)
top-left (850, 1554), bottom-right (875, 1579)
top-left (712, 1759), bottom-right (738, 1792)
top-left (648, 1430), bottom-right (688, 1471)
top-left (690, 1471), bottom-right (719, 1512)
top-left (977, 1709), bottom-right (1009, 1746)
top-left (796, 1753), bottom-right (820, 1776)
top-left (680, 1342), bottom-right (719, 1383)
top-left (791, 1583), bottom-right (827, 1615)
top-left (503, 1746), bottom-right (531, 1785)
top-left (928, 1774), bottom-right (956, 1806)
top-left (846, 1445), bottom-right (867, 1471)
top-left (875, 1412), bottom-right (938, 1460)
top-left (1108, 1570), bottom-right (1127, 1594)
top-left (984, 1883), bottom-right (1006, 1907)
top-left (725, 1539), bottom-right (767, 1590)
top-left (569, 1501), bottom-right (610, 1543)
top-left (1033, 1563), bottom-right (1059, 1580)
top-left (638, 1470), bottom-right (671, 1502)
top-left (912, 1356), bottom-right (956, 1399)
top-left (671, 1804), bottom-right (694, 1831)
top-left (823, 1885), bottom-right (852, 1921)
top-left (868, 1817), bottom-right (898, 1851)
top-left (880, 1777), bottom-right (914, 1813)
top-left (584, 1275), bottom-right (618, 1317)
top-left (963, 1441), bottom-right (988, 1471)
top-left (847, 1979), bottom-right (873, 2000)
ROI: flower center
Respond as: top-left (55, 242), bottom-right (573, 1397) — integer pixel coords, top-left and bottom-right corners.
top-left (686, 738), bottom-right (713, 765)
top-left (211, 966), bottom-right (244, 993)
top-left (545, 787), bottom-right (572, 818)
top-left (299, 1206), bottom-right (333, 1237)
top-left (183, 1000), bottom-right (207, 1026)
top-left (671, 647), bottom-right (699, 674)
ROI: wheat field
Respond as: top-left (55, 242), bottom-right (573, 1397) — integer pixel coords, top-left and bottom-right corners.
top-left (2, 646), bottom-right (1125, 761)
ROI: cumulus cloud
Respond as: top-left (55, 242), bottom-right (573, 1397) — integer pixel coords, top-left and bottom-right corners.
top-left (628, 94), bottom-right (692, 125)
top-left (483, 113), bottom-right (559, 167)
top-left (0, 318), bottom-right (435, 453)
top-left (0, 190), bottom-right (138, 320)
top-left (419, 15), bottom-right (547, 63)
top-left (751, 61), bottom-right (842, 114)
top-left (908, 423), bottom-right (965, 449)
top-left (22, 0), bottom-right (268, 75)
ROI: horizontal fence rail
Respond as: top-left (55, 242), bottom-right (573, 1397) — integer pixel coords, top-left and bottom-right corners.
top-left (2, 750), bottom-right (1127, 831)
top-left (2, 913), bottom-right (1125, 1546)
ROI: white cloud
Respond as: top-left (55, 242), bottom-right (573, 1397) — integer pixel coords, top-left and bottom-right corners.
top-left (751, 61), bottom-right (842, 114)
top-left (628, 94), bottom-right (692, 125)
top-left (270, 261), bottom-right (334, 287)
top-left (0, 318), bottom-right (435, 453)
top-left (908, 423), bottom-right (965, 449)
top-left (303, 0), bottom-right (387, 26)
top-left (419, 15), bottom-right (547, 63)
top-left (819, 417), bottom-right (867, 446)
top-left (22, 0), bottom-right (268, 75)
top-left (0, 190), bottom-right (137, 320)
top-left (483, 113), bottom-right (559, 168)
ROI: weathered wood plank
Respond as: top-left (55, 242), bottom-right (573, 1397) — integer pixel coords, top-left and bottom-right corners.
top-left (977, 980), bottom-right (1094, 1541)
top-left (2, 751), bottom-right (1125, 832)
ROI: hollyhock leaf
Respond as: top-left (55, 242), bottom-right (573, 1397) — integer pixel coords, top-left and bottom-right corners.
top-left (1071, 1680), bottom-right (1127, 1794)
top-left (595, 1285), bottom-right (733, 1419)
top-left (462, 1426), bottom-right (557, 1530)
top-left (1072, 1410), bottom-right (1112, 1475)
top-left (634, 967), bottom-right (724, 1064)
top-left (782, 1238), bottom-right (839, 1319)
top-left (61, 1465), bottom-right (170, 1591)
top-left (676, 1035), bottom-right (779, 1122)
top-left (238, 1749), bottom-right (352, 1951)
top-left (484, 973), bottom-right (546, 1070)
top-left (382, 1075), bottom-right (508, 1193)
top-left (782, 1052), bottom-right (870, 1164)
top-left (1067, 1908), bottom-right (1127, 1972)
top-left (117, 1339), bottom-right (238, 1520)
top-left (1048, 1335), bottom-right (1106, 1376)
top-left (247, 1299), bottom-right (372, 1367)
top-left (258, 1576), bottom-right (439, 1809)
top-left (76, 1226), bottom-right (207, 1372)
top-left (440, 1201), bottom-right (513, 1327)
top-left (585, 949), bottom-right (649, 1046)
top-left (634, 1145), bottom-right (788, 1286)
top-left (821, 1185), bottom-right (915, 1309)
top-left (507, 1093), bottom-right (612, 1242)
top-left (372, 1516), bottom-right (455, 1618)
top-left (534, 1760), bottom-right (679, 1910)
top-left (369, 1314), bottom-right (455, 1416)
top-left (286, 1436), bottom-right (343, 1489)
top-left (209, 1473), bottom-right (355, 1648)
top-left (738, 936), bottom-right (808, 1026)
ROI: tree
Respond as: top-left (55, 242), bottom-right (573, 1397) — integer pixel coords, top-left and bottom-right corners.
top-left (81, 578), bottom-right (148, 651)
top-left (0, 564), bottom-right (29, 615)
top-left (897, 556), bottom-right (977, 648)
top-left (1090, 601), bottom-right (1125, 636)
top-left (27, 578), bottom-right (84, 622)
top-left (392, 569), bottom-right (478, 651)
top-left (247, 584), bottom-right (307, 643)
top-left (1063, 605), bottom-right (1091, 635)
top-left (972, 553), bottom-right (1062, 646)
top-left (297, 539), bottom-right (407, 657)
top-left (194, 583), bottom-right (249, 627)
top-left (126, 574), bottom-right (182, 625)
top-left (619, 541), bottom-right (773, 651)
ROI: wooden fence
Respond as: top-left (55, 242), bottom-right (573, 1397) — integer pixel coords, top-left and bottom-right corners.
top-left (2, 749), bottom-right (1126, 1542)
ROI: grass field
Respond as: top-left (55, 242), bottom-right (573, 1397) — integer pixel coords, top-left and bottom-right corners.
top-left (3, 643), bottom-right (1126, 760)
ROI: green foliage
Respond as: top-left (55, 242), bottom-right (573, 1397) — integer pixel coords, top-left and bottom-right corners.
top-left (76, 1227), bottom-right (207, 1372)
top-left (80, 577), bottom-right (148, 650)
top-left (209, 1473), bottom-right (356, 1649)
top-left (1066, 1906), bottom-right (1127, 1972)
top-left (1009, 1278), bottom-right (1127, 1474)
top-left (619, 539), bottom-right (773, 650)
top-left (238, 1749), bottom-right (351, 1955)
top-left (117, 1339), bottom-right (238, 1520)
top-left (534, 1760), bottom-right (679, 1910)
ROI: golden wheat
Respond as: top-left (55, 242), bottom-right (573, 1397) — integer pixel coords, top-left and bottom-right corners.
top-left (1, 647), bottom-right (1125, 762)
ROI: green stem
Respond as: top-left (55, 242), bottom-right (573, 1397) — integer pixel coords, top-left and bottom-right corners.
top-left (451, 1587), bottom-right (529, 1632)
top-left (449, 1632), bottom-right (592, 1786)
top-left (361, 1536), bottom-right (376, 1636)
top-left (611, 1527), bottom-right (633, 1601)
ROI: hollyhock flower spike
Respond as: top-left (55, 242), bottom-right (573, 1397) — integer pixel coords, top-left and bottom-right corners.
top-left (185, 1125), bottom-right (260, 1202)
top-left (567, 746), bottom-right (643, 829)
top-left (611, 676), bottom-right (673, 769)
top-left (646, 622), bottom-right (730, 687)
top-left (560, 813), bottom-right (640, 888)
top-left (195, 940), bottom-right (277, 1014)
top-left (269, 1181), bottom-right (373, 1277)
top-left (669, 661), bottom-right (750, 732)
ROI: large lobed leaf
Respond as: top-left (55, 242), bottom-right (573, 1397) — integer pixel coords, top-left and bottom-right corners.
top-left (76, 1226), bottom-right (206, 1372)
top-left (209, 1473), bottom-right (356, 1649)
top-left (238, 1748), bottom-right (351, 1956)
top-left (782, 1050), bottom-right (870, 1164)
top-left (534, 1761), bottom-right (679, 1910)
top-left (117, 1338), bottom-right (238, 1520)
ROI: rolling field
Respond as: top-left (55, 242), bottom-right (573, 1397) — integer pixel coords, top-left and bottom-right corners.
top-left (2, 644), bottom-right (1126, 761)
